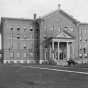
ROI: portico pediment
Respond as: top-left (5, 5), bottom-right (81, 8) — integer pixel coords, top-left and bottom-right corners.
top-left (56, 31), bottom-right (73, 39)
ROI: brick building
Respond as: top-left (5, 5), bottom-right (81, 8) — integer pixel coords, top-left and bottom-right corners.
top-left (78, 24), bottom-right (88, 59)
top-left (39, 9), bottom-right (79, 65)
top-left (1, 17), bottom-right (35, 63)
top-left (1, 7), bottom-right (88, 64)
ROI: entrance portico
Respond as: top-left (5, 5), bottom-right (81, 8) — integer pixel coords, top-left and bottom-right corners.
top-left (51, 38), bottom-right (73, 61)
top-left (44, 32), bottom-right (75, 64)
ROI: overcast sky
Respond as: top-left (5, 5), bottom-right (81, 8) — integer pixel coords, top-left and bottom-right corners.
top-left (0, 0), bottom-right (88, 22)
top-left (0, 0), bottom-right (88, 49)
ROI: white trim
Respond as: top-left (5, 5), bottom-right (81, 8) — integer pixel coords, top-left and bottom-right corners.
top-left (24, 66), bottom-right (88, 75)
top-left (3, 60), bottom-right (36, 64)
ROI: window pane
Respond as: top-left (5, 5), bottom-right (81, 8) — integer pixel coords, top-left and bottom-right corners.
top-left (17, 53), bottom-right (20, 57)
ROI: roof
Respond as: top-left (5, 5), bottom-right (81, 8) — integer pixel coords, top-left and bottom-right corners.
top-left (1, 17), bottom-right (33, 22)
top-left (59, 10), bottom-right (80, 24)
top-left (42, 30), bottom-right (75, 45)
top-left (79, 23), bottom-right (88, 25)
top-left (42, 9), bottom-right (80, 25)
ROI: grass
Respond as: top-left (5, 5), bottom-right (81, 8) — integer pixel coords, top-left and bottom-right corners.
top-left (0, 64), bottom-right (88, 88)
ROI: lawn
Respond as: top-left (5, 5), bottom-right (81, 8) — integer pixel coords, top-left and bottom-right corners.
top-left (0, 64), bottom-right (88, 88)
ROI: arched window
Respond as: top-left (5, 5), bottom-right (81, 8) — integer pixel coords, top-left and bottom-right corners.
top-left (17, 26), bottom-right (20, 31)
top-left (10, 28), bottom-right (13, 31)
top-left (29, 26), bottom-right (33, 31)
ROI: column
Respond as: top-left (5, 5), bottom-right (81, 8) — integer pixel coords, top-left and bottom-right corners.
top-left (72, 43), bottom-right (74, 59)
top-left (45, 48), bottom-right (47, 61)
top-left (58, 42), bottom-right (60, 60)
top-left (52, 41), bottom-right (54, 60)
top-left (49, 43), bottom-right (51, 59)
top-left (67, 42), bottom-right (70, 60)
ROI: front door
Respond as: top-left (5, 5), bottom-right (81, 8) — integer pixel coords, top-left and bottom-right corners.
top-left (59, 42), bottom-right (67, 60)
top-left (60, 52), bottom-right (64, 60)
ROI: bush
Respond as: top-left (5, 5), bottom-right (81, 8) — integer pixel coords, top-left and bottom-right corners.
top-left (67, 59), bottom-right (77, 66)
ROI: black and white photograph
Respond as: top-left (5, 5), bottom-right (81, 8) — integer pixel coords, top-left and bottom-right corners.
top-left (0, 0), bottom-right (88, 88)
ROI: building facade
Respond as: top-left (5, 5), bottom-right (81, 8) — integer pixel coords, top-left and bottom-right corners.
top-left (1, 8), bottom-right (88, 64)
top-left (78, 24), bottom-right (88, 59)
top-left (39, 9), bottom-right (79, 65)
top-left (1, 18), bottom-right (35, 63)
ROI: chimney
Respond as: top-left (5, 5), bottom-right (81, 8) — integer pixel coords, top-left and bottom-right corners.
top-left (34, 13), bottom-right (37, 20)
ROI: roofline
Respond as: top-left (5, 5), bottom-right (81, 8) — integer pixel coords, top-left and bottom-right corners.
top-left (79, 23), bottom-right (88, 25)
top-left (41, 9), bottom-right (80, 25)
top-left (51, 37), bottom-right (74, 40)
top-left (1, 17), bottom-right (33, 21)
top-left (41, 9), bottom-right (59, 19)
top-left (59, 10), bottom-right (80, 24)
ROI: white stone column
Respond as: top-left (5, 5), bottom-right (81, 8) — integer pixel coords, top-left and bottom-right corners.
top-left (58, 42), bottom-right (60, 60)
top-left (67, 42), bottom-right (70, 60)
top-left (72, 43), bottom-right (75, 59)
top-left (52, 40), bottom-right (54, 60)
top-left (45, 48), bottom-right (47, 61)
top-left (49, 43), bottom-right (51, 59)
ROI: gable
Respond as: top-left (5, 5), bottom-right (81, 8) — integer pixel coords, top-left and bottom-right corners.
top-left (56, 31), bottom-right (73, 39)
top-left (42, 9), bottom-right (79, 25)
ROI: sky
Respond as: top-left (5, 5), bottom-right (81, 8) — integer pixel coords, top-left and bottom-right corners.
top-left (0, 0), bottom-right (88, 49)
top-left (0, 0), bottom-right (88, 22)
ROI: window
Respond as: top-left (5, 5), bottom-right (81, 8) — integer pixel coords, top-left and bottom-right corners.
top-left (23, 44), bottom-right (27, 49)
top-left (17, 53), bottom-right (20, 57)
top-left (30, 29), bottom-right (33, 31)
top-left (29, 26), bottom-right (33, 31)
top-left (79, 29), bottom-right (82, 35)
top-left (17, 36), bottom-right (20, 39)
top-left (10, 28), bottom-right (13, 30)
top-left (17, 33), bottom-right (20, 39)
top-left (24, 28), bottom-right (27, 31)
top-left (80, 36), bottom-right (82, 41)
top-left (10, 52), bottom-right (14, 57)
top-left (24, 53), bottom-right (27, 57)
top-left (24, 46), bottom-right (27, 49)
top-left (84, 29), bottom-right (87, 34)
top-left (36, 29), bottom-right (38, 31)
top-left (58, 26), bottom-right (61, 33)
top-left (17, 27), bottom-right (20, 31)
top-left (79, 53), bottom-right (82, 58)
top-left (23, 27), bottom-right (27, 31)
top-left (64, 26), bottom-right (73, 32)
top-left (80, 44), bottom-right (82, 49)
top-left (17, 26), bottom-right (20, 31)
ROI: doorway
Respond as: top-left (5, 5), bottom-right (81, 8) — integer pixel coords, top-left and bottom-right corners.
top-left (59, 42), bottom-right (67, 60)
